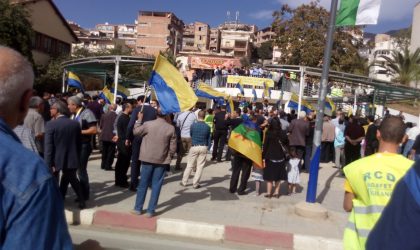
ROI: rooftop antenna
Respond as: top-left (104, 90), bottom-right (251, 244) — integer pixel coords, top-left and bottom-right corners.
top-left (235, 11), bottom-right (239, 29)
top-left (226, 11), bottom-right (231, 24)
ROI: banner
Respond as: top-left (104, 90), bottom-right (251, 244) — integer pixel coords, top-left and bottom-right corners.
top-left (227, 76), bottom-right (275, 88)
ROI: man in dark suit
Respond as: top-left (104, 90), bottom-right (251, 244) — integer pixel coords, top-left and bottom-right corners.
top-left (212, 105), bottom-right (228, 162)
top-left (100, 104), bottom-right (118, 170)
top-left (114, 102), bottom-right (133, 187)
top-left (44, 101), bottom-right (85, 209)
top-left (126, 95), bottom-right (157, 191)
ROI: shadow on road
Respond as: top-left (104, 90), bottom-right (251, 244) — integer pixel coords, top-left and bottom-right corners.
top-left (316, 169), bottom-right (340, 204)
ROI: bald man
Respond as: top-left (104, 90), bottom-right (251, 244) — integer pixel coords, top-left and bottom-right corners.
top-left (0, 46), bottom-right (72, 249)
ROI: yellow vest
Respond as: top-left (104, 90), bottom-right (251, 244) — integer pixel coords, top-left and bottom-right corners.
top-left (343, 153), bottom-right (413, 250)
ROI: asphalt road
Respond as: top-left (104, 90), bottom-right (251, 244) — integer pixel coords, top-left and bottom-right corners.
top-left (70, 226), bottom-right (281, 250)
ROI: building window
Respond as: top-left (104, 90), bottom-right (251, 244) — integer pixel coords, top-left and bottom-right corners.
top-left (33, 32), bottom-right (70, 56)
top-left (198, 27), bottom-right (202, 31)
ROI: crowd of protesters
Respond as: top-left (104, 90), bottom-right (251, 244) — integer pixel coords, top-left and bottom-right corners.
top-left (2, 46), bottom-right (420, 249)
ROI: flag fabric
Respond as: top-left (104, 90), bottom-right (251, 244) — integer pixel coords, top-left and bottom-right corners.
top-left (336, 0), bottom-right (382, 26)
top-left (236, 82), bottom-right (245, 96)
top-left (226, 96), bottom-right (235, 114)
top-left (262, 82), bottom-right (271, 99)
top-left (98, 86), bottom-right (114, 104)
top-left (325, 97), bottom-right (336, 113)
top-left (252, 87), bottom-right (257, 102)
top-left (110, 83), bottom-right (130, 99)
top-left (228, 120), bottom-right (263, 168)
top-left (67, 72), bottom-right (84, 91)
top-left (287, 93), bottom-right (314, 113)
top-left (195, 82), bottom-right (228, 101)
top-left (149, 55), bottom-right (198, 114)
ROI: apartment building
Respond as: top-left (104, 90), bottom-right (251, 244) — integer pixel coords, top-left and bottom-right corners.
top-left (182, 22), bottom-right (210, 52)
top-left (218, 22), bottom-right (256, 58)
top-left (411, 2), bottom-right (420, 52)
top-left (368, 34), bottom-right (399, 82)
top-left (69, 22), bottom-right (131, 54)
top-left (209, 28), bottom-right (221, 53)
top-left (96, 23), bottom-right (137, 49)
top-left (255, 27), bottom-right (275, 47)
top-left (136, 11), bottom-right (184, 56)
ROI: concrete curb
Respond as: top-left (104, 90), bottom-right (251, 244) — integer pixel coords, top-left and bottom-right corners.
top-left (66, 209), bottom-right (342, 249)
top-left (157, 218), bottom-right (224, 241)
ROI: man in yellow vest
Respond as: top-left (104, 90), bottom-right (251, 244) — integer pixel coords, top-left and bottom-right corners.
top-left (343, 116), bottom-right (414, 250)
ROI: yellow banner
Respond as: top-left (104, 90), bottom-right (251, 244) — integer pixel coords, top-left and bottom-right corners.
top-left (227, 76), bottom-right (274, 88)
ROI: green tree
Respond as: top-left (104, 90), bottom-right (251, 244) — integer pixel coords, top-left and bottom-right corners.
top-left (0, 0), bottom-right (34, 62)
top-left (393, 27), bottom-right (411, 51)
top-left (378, 47), bottom-right (420, 85)
top-left (257, 41), bottom-right (273, 60)
top-left (271, 1), bottom-right (366, 74)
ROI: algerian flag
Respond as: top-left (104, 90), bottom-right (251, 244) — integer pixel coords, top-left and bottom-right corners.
top-left (336, 0), bottom-right (382, 26)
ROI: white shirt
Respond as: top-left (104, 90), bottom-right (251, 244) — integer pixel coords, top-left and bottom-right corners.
top-left (407, 126), bottom-right (420, 140)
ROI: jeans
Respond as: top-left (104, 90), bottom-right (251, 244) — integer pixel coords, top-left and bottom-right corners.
top-left (134, 163), bottom-right (166, 214)
top-left (78, 143), bottom-right (91, 199)
top-left (403, 139), bottom-right (415, 157)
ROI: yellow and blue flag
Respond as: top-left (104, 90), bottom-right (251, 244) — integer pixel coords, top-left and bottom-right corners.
top-left (252, 87), bottom-right (257, 102)
top-left (262, 81), bottom-right (271, 99)
top-left (67, 72), bottom-right (84, 91)
top-left (110, 83), bottom-right (130, 99)
top-left (325, 97), bottom-right (336, 113)
top-left (98, 86), bottom-right (114, 104)
top-left (195, 82), bottom-right (228, 101)
top-left (236, 82), bottom-right (244, 96)
top-left (288, 93), bottom-right (314, 113)
top-left (149, 55), bottom-right (198, 114)
top-left (226, 96), bottom-right (235, 114)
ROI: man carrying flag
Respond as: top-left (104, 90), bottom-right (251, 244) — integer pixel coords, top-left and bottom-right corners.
top-left (228, 116), bottom-right (262, 195)
top-left (236, 82), bottom-right (245, 96)
top-left (67, 72), bottom-right (84, 92)
top-left (149, 55), bottom-right (197, 114)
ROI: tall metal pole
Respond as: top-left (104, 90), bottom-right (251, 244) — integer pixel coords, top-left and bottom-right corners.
top-left (306, 0), bottom-right (339, 203)
top-left (62, 70), bottom-right (66, 93)
top-left (298, 66), bottom-right (305, 112)
top-left (113, 56), bottom-right (120, 104)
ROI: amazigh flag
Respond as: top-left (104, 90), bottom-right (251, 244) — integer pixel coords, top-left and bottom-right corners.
top-left (228, 120), bottom-right (263, 168)
top-left (336, 0), bottom-right (382, 26)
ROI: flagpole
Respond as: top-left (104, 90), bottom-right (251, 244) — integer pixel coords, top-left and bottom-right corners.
top-left (298, 66), bottom-right (305, 112)
top-left (62, 70), bottom-right (67, 93)
top-left (306, 0), bottom-right (339, 203)
top-left (113, 56), bottom-right (120, 104)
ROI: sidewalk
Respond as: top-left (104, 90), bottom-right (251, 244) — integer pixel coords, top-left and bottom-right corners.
top-left (65, 150), bottom-right (347, 249)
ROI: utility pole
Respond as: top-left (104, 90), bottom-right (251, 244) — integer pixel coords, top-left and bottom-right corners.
top-left (306, 0), bottom-right (339, 203)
